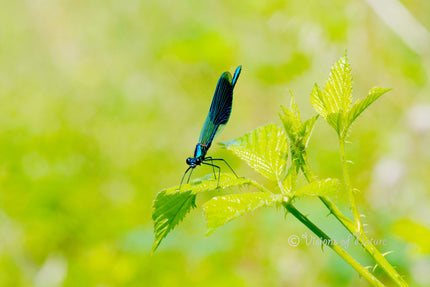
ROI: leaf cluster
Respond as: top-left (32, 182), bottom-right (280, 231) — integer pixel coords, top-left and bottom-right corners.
top-left (310, 53), bottom-right (390, 138)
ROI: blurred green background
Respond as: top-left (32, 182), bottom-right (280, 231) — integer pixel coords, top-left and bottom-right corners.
top-left (0, 0), bottom-right (429, 286)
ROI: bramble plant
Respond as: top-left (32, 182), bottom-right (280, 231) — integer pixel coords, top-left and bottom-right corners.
top-left (152, 54), bottom-right (408, 286)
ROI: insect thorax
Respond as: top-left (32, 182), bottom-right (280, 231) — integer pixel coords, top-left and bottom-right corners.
top-left (194, 143), bottom-right (208, 159)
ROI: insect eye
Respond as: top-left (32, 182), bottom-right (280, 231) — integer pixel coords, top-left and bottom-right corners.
top-left (186, 158), bottom-right (193, 165)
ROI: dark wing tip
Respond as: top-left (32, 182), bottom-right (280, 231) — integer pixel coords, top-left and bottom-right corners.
top-left (218, 65), bottom-right (242, 87)
top-left (219, 71), bottom-right (232, 83)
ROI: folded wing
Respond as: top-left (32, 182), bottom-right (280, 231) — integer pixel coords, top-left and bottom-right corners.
top-left (198, 66), bottom-right (241, 148)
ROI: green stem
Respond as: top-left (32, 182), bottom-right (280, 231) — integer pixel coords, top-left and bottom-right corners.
top-left (300, 152), bottom-right (356, 232)
top-left (282, 201), bottom-right (384, 287)
top-left (300, 154), bottom-right (408, 287)
top-left (339, 138), bottom-right (363, 233)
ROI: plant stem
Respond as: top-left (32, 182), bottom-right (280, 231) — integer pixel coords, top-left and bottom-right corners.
top-left (339, 138), bottom-right (363, 233)
top-left (282, 201), bottom-right (385, 287)
top-left (300, 153), bottom-right (409, 287)
top-left (300, 152), bottom-right (356, 232)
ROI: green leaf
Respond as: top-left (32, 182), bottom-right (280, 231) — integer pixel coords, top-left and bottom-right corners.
top-left (346, 87), bottom-right (390, 128)
top-left (326, 112), bottom-right (344, 135)
top-left (310, 54), bottom-right (353, 135)
top-left (152, 174), bottom-right (258, 253)
top-left (302, 115), bottom-right (319, 148)
top-left (166, 173), bottom-right (257, 195)
top-left (279, 106), bottom-right (302, 142)
top-left (152, 189), bottom-right (196, 254)
top-left (323, 53), bottom-right (352, 113)
top-left (310, 83), bottom-right (327, 118)
top-left (280, 99), bottom-right (318, 175)
top-left (294, 178), bottom-right (340, 198)
top-left (282, 165), bottom-right (298, 194)
top-left (289, 91), bottom-right (301, 120)
top-left (203, 192), bottom-right (283, 234)
top-left (280, 101), bottom-right (318, 156)
top-left (311, 54), bottom-right (390, 138)
top-left (221, 124), bottom-right (288, 181)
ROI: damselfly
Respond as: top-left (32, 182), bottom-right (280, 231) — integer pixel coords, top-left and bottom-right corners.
top-left (179, 66), bottom-right (242, 188)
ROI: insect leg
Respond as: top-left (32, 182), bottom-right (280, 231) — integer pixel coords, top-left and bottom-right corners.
top-left (204, 157), bottom-right (217, 180)
top-left (186, 167), bottom-right (194, 184)
top-left (210, 158), bottom-right (240, 178)
top-left (202, 162), bottom-right (221, 189)
top-left (179, 166), bottom-right (192, 190)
